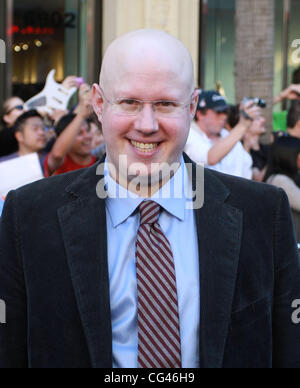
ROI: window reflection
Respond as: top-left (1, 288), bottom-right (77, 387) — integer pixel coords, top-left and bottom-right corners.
top-left (12, 0), bottom-right (80, 101)
top-left (202, 0), bottom-right (236, 103)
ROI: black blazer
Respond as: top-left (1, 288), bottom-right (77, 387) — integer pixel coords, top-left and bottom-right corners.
top-left (0, 126), bottom-right (18, 157)
top-left (0, 155), bottom-right (300, 368)
top-left (292, 209), bottom-right (300, 242)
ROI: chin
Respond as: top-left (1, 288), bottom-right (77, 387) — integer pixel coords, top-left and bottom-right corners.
top-left (79, 149), bottom-right (92, 156)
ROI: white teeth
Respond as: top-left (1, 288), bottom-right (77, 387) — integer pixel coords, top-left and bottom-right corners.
top-left (131, 140), bottom-right (159, 152)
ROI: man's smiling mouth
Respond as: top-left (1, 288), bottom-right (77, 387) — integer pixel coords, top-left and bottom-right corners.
top-left (130, 140), bottom-right (159, 153)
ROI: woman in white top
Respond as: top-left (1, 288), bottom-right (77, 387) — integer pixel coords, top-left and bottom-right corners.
top-left (265, 137), bottom-right (300, 210)
top-left (264, 137), bottom-right (300, 240)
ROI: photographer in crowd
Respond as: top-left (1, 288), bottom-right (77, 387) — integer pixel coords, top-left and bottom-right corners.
top-left (185, 91), bottom-right (262, 179)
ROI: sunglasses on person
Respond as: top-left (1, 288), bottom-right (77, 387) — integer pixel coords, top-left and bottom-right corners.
top-left (5, 105), bottom-right (24, 115)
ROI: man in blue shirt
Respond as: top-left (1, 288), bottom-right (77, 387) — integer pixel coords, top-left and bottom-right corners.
top-left (0, 29), bottom-right (300, 368)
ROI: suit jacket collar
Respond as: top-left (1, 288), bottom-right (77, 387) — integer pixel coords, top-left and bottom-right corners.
top-left (58, 154), bottom-right (243, 368)
top-left (58, 160), bottom-right (112, 368)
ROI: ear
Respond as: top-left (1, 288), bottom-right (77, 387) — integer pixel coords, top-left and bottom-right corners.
top-left (196, 110), bottom-right (202, 121)
top-left (189, 89), bottom-right (200, 120)
top-left (14, 130), bottom-right (23, 144)
top-left (92, 84), bottom-right (104, 123)
top-left (2, 114), bottom-right (10, 126)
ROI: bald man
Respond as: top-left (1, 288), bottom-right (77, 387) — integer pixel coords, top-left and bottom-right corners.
top-left (0, 30), bottom-right (300, 369)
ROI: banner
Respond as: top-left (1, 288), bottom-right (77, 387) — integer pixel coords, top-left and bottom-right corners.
top-left (0, 153), bottom-right (44, 198)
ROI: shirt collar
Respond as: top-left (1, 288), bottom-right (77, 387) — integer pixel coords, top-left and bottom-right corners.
top-left (104, 157), bottom-right (188, 228)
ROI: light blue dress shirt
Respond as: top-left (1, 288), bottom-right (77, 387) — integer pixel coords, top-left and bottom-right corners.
top-left (0, 198), bottom-right (4, 217)
top-left (104, 157), bottom-right (200, 368)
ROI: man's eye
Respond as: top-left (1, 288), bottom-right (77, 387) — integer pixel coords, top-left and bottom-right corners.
top-left (157, 101), bottom-right (176, 107)
top-left (120, 99), bottom-right (139, 106)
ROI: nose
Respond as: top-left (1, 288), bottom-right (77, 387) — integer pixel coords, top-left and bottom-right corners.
top-left (134, 103), bottom-right (159, 133)
top-left (82, 130), bottom-right (93, 141)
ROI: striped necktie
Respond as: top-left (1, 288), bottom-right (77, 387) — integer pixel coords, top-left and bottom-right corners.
top-left (136, 200), bottom-right (182, 368)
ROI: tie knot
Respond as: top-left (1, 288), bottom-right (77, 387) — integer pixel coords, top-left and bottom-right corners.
top-left (139, 201), bottom-right (161, 225)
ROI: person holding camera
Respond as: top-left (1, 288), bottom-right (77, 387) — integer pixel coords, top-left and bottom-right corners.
top-left (185, 91), bottom-right (261, 179)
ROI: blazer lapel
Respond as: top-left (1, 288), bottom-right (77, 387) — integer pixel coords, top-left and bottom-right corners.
top-left (57, 163), bottom-right (112, 368)
top-left (185, 155), bottom-right (243, 368)
top-left (197, 197), bottom-right (243, 368)
top-left (56, 155), bottom-right (242, 368)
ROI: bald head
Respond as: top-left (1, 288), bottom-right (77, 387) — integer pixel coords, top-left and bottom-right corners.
top-left (100, 29), bottom-right (195, 95)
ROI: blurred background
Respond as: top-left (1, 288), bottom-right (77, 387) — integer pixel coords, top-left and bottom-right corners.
top-left (0, 0), bottom-right (300, 137)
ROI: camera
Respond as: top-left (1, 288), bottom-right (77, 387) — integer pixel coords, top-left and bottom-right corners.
top-left (242, 97), bottom-right (267, 108)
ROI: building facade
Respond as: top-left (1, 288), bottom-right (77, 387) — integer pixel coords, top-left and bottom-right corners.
top-left (0, 0), bottom-right (299, 110)
top-left (0, 0), bottom-right (102, 104)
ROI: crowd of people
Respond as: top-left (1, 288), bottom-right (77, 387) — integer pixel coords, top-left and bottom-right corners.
top-left (0, 78), bottom-right (105, 198)
top-left (0, 28), bottom-right (299, 369)
top-left (184, 85), bottom-right (300, 240)
top-left (1, 73), bottom-right (300, 238)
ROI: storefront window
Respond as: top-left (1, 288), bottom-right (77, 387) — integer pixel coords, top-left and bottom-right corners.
top-left (202, 0), bottom-right (236, 103)
top-left (11, 0), bottom-right (84, 101)
top-left (274, 0), bottom-right (300, 111)
top-left (274, 0), bottom-right (284, 110)
top-left (288, 0), bottom-right (300, 85)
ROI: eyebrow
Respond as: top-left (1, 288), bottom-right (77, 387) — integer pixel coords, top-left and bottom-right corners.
top-left (116, 95), bottom-right (184, 102)
top-left (112, 87), bottom-right (183, 101)
top-left (29, 124), bottom-right (45, 129)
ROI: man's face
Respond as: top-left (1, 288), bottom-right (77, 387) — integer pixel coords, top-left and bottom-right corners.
top-left (17, 117), bottom-right (47, 153)
top-left (198, 109), bottom-right (228, 136)
top-left (71, 120), bottom-right (93, 157)
top-left (93, 65), bottom-right (197, 182)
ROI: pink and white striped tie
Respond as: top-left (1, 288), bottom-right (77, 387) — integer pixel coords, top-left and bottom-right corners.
top-left (136, 200), bottom-right (182, 368)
